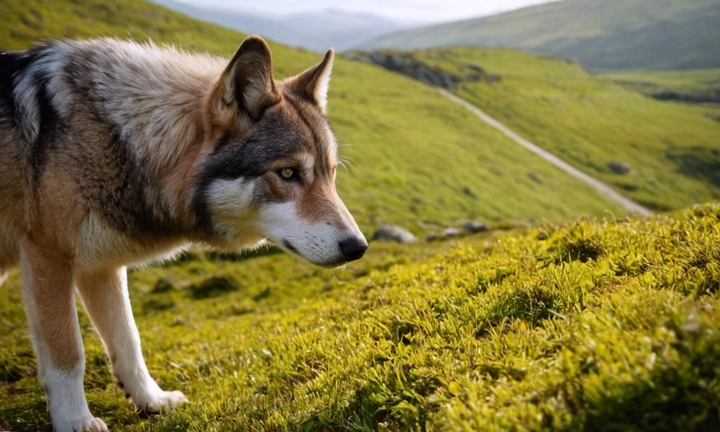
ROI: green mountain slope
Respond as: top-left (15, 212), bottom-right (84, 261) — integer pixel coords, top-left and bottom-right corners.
top-left (0, 0), bottom-right (628, 235)
top-left (356, 0), bottom-right (720, 71)
top-left (602, 68), bottom-right (720, 104)
top-left (352, 47), bottom-right (720, 211)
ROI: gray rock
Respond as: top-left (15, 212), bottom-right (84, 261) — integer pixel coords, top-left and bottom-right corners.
top-left (443, 228), bottom-right (461, 238)
top-left (463, 221), bottom-right (491, 233)
top-left (373, 225), bottom-right (417, 244)
top-left (608, 161), bottom-right (631, 175)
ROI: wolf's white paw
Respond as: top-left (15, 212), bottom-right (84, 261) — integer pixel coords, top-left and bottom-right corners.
top-left (133, 389), bottom-right (188, 413)
top-left (54, 416), bottom-right (108, 432)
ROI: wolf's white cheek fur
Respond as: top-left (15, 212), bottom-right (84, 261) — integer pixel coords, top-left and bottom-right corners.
top-left (255, 201), bottom-right (364, 266)
top-left (205, 178), bottom-right (265, 248)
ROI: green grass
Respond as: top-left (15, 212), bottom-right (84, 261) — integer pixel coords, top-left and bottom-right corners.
top-left (602, 69), bottom-right (720, 92)
top-left (328, 63), bottom-right (628, 229)
top-left (2, 205), bottom-right (719, 431)
top-left (601, 69), bottom-right (720, 104)
top-left (396, 47), bottom-right (720, 212)
top-left (356, 0), bottom-right (720, 72)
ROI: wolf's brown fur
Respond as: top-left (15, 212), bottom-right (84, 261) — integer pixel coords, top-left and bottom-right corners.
top-left (0, 35), bottom-right (366, 431)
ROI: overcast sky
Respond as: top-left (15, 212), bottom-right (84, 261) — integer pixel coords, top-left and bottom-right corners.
top-left (176, 0), bottom-right (558, 23)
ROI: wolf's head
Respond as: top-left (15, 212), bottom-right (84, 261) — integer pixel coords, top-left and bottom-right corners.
top-left (194, 36), bottom-right (367, 267)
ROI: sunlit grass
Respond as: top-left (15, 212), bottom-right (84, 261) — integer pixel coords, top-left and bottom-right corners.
top-left (2, 205), bottom-right (719, 430)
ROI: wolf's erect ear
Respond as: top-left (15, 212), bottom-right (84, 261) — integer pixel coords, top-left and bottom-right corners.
top-left (286, 48), bottom-right (334, 114)
top-left (215, 36), bottom-right (281, 119)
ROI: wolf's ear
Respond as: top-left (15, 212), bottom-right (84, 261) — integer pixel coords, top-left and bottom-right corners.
top-left (286, 48), bottom-right (334, 114)
top-left (214, 36), bottom-right (281, 119)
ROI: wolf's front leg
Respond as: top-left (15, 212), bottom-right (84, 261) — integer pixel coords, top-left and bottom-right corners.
top-left (76, 267), bottom-right (188, 412)
top-left (20, 239), bottom-right (108, 432)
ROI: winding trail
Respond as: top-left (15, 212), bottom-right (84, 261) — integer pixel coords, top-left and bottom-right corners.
top-left (438, 89), bottom-right (652, 216)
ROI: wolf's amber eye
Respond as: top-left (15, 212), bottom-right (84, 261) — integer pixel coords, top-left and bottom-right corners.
top-left (278, 167), bottom-right (298, 181)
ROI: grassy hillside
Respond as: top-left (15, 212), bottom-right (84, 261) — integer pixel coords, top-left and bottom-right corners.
top-left (2, 2), bottom-right (719, 430)
top-left (602, 69), bottom-right (720, 104)
top-left (2, 204), bottom-right (719, 430)
top-left (356, 0), bottom-right (720, 72)
top-left (604, 69), bottom-right (720, 92)
top-left (0, 0), bottom-right (627, 236)
top-left (355, 47), bottom-right (720, 212)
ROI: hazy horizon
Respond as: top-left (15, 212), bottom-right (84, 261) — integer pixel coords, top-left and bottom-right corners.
top-left (172, 0), bottom-right (560, 24)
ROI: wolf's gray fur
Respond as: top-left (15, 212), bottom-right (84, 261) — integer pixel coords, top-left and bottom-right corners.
top-left (0, 36), bottom-right (366, 431)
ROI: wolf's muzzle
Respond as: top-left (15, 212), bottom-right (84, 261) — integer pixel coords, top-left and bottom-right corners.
top-left (339, 237), bottom-right (368, 262)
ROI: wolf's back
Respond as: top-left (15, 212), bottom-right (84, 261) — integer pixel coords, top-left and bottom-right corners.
top-left (0, 38), bottom-right (235, 250)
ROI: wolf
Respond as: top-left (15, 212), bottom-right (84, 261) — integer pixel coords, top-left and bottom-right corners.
top-left (0, 35), bottom-right (367, 431)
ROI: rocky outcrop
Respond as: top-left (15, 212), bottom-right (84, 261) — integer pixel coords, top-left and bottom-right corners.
top-left (461, 63), bottom-right (502, 84)
top-left (347, 51), bottom-right (461, 88)
top-left (346, 52), bottom-right (501, 89)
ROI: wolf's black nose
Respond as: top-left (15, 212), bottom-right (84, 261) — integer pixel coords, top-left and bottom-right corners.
top-left (339, 237), bottom-right (368, 262)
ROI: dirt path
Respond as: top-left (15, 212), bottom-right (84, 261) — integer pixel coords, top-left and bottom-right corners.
top-left (438, 89), bottom-right (653, 216)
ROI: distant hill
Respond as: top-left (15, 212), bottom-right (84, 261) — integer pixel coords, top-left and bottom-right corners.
top-left (349, 47), bottom-right (720, 211)
top-left (277, 9), bottom-right (418, 52)
top-left (149, 0), bottom-right (417, 52)
top-left (356, 0), bottom-right (720, 71)
top-left (147, 0), bottom-right (303, 48)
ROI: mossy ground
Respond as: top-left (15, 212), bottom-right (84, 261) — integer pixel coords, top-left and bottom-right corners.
top-left (2, 205), bottom-right (719, 431)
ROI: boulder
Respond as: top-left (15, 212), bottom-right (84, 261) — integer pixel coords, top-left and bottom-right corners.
top-left (373, 225), bottom-right (417, 244)
top-left (463, 221), bottom-right (491, 233)
top-left (443, 228), bottom-right (461, 238)
top-left (607, 161), bottom-right (631, 175)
